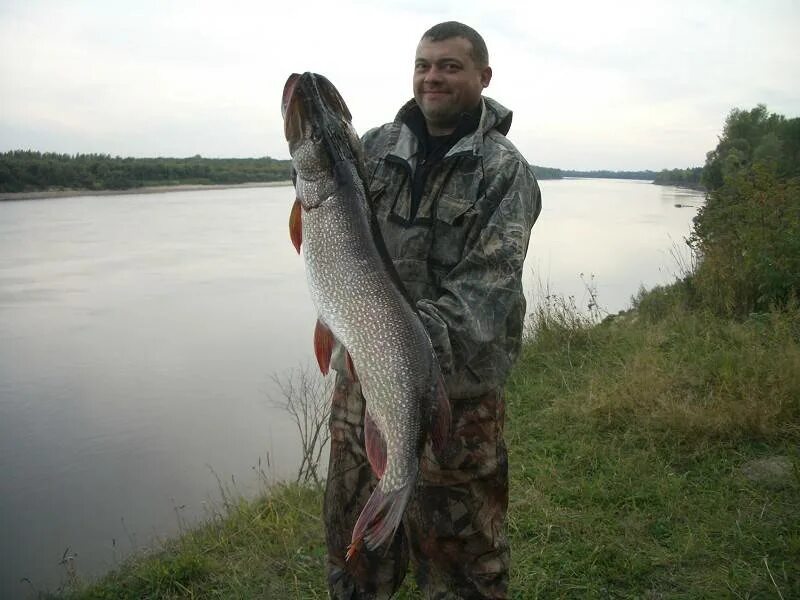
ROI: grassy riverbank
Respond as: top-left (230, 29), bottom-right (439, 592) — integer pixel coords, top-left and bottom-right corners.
top-left (49, 282), bottom-right (799, 599)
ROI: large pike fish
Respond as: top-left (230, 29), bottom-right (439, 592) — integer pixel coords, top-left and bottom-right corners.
top-left (281, 72), bottom-right (450, 559)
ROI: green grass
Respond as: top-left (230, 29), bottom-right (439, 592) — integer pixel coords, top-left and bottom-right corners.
top-left (505, 287), bottom-right (799, 598)
top-left (51, 283), bottom-right (800, 599)
top-left (50, 485), bottom-right (328, 599)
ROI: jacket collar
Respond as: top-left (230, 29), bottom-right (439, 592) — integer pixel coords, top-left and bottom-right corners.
top-left (383, 96), bottom-right (513, 163)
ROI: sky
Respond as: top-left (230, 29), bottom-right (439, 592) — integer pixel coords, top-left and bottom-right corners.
top-left (1, 0), bottom-right (798, 171)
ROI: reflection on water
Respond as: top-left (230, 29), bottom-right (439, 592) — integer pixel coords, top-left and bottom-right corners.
top-left (0, 180), bottom-right (703, 595)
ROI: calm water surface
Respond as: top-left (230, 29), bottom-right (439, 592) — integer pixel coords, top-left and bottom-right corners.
top-left (0, 180), bottom-right (702, 596)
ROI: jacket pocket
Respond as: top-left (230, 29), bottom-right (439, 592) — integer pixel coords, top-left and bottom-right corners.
top-left (430, 193), bottom-right (477, 270)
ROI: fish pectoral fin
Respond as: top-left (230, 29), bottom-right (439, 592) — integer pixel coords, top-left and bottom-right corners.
top-left (347, 479), bottom-right (414, 560)
top-left (313, 319), bottom-right (334, 375)
top-left (431, 374), bottom-right (452, 457)
top-left (289, 198), bottom-right (302, 253)
top-left (364, 409), bottom-right (387, 478)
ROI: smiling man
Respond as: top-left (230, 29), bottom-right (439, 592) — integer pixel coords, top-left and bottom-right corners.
top-left (324, 21), bottom-right (541, 599)
top-left (413, 33), bottom-right (492, 136)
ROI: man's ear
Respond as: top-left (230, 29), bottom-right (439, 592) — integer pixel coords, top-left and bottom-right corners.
top-left (481, 66), bottom-right (492, 89)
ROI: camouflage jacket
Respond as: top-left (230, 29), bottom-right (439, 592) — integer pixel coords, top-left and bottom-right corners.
top-left (360, 96), bottom-right (541, 398)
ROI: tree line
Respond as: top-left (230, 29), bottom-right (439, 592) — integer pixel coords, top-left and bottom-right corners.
top-left (652, 167), bottom-right (703, 188)
top-left (0, 152), bottom-right (293, 193)
top-left (531, 165), bottom-right (561, 179)
top-left (8, 113), bottom-right (797, 196)
top-left (0, 151), bottom-right (572, 193)
top-left (561, 169), bottom-right (657, 180)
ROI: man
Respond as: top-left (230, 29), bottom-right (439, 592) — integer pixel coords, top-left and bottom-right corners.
top-left (324, 21), bottom-right (541, 599)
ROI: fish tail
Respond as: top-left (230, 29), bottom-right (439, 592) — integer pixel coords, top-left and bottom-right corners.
top-left (346, 474), bottom-right (415, 560)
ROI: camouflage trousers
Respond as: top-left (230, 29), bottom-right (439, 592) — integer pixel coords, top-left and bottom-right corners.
top-left (323, 375), bottom-right (510, 599)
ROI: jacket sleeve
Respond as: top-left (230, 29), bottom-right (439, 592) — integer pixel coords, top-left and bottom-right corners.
top-left (416, 157), bottom-right (541, 374)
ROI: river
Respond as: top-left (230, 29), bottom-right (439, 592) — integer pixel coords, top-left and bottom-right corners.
top-left (0, 179), bottom-right (703, 596)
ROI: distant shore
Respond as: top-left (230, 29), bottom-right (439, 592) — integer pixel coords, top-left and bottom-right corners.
top-left (0, 180), bottom-right (293, 201)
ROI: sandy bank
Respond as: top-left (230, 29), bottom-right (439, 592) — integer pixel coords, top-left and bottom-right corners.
top-left (0, 181), bottom-right (293, 201)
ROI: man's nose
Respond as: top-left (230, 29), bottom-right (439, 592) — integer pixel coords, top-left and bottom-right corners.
top-left (424, 66), bottom-right (444, 83)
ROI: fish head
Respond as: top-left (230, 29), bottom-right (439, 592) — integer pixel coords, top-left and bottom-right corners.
top-left (282, 72), bottom-right (364, 208)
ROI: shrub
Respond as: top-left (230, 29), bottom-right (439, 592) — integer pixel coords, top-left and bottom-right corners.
top-left (690, 165), bottom-right (800, 315)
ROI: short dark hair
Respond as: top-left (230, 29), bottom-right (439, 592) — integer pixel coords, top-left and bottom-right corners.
top-left (421, 21), bottom-right (489, 68)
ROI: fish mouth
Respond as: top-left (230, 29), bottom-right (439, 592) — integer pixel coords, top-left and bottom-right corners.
top-left (282, 72), bottom-right (353, 147)
top-left (282, 73), bottom-right (303, 144)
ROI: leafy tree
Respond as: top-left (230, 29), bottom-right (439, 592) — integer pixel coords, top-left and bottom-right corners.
top-left (702, 104), bottom-right (800, 190)
top-left (691, 105), bottom-right (800, 315)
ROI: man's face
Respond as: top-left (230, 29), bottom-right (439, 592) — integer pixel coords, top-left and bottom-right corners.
top-left (413, 36), bottom-right (492, 136)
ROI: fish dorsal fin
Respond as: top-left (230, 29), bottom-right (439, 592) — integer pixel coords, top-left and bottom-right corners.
top-left (364, 408), bottom-right (387, 478)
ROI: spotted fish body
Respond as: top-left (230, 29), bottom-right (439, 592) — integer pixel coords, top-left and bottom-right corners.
top-left (303, 161), bottom-right (438, 493)
top-left (282, 72), bottom-right (450, 557)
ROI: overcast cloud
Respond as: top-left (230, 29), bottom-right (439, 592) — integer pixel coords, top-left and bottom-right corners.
top-left (1, 0), bottom-right (798, 170)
